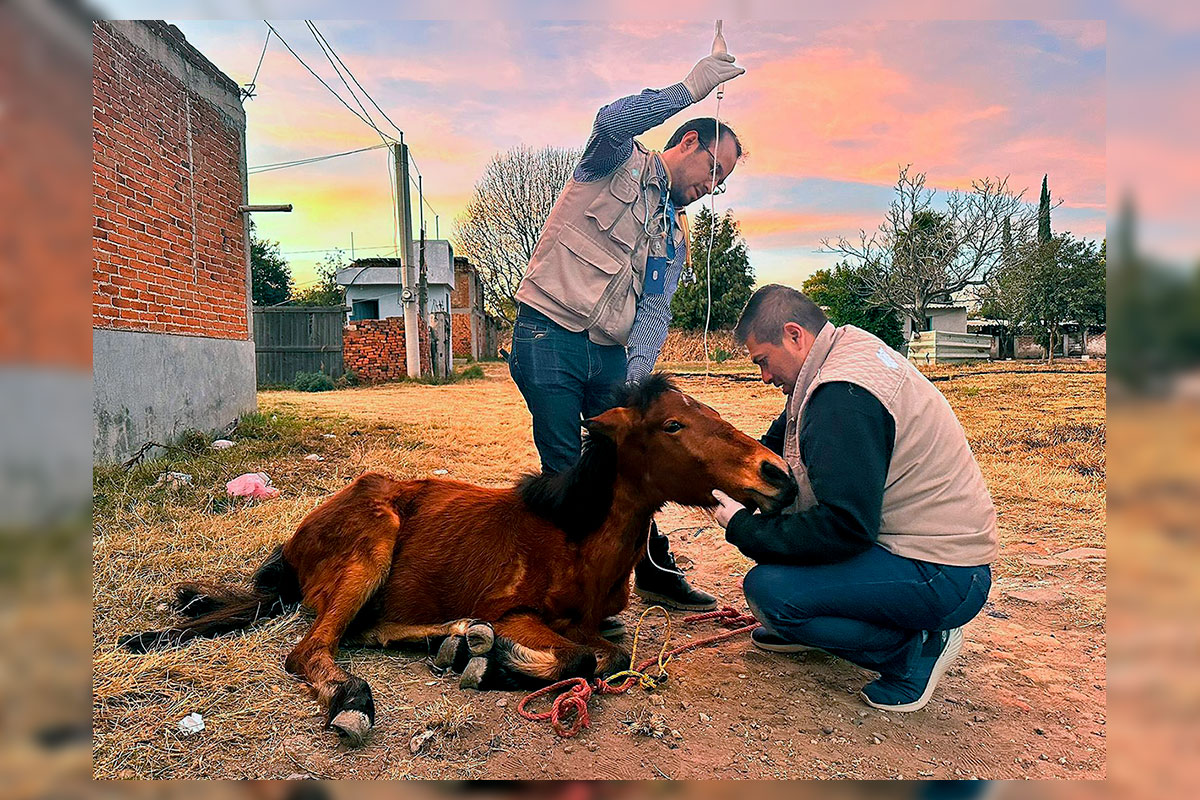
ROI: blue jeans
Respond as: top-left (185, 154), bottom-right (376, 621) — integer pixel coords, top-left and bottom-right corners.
top-left (743, 545), bottom-right (991, 679)
top-left (509, 305), bottom-right (627, 474)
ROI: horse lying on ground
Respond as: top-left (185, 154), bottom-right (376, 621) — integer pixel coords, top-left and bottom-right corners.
top-left (120, 374), bottom-right (797, 744)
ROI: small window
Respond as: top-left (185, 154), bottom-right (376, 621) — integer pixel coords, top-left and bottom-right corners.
top-left (924, 315), bottom-right (934, 332)
top-left (351, 299), bottom-right (379, 321)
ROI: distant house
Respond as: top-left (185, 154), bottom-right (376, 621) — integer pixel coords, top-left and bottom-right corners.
top-left (900, 303), bottom-right (970, 339)
top-left (449, 255), bottom-right (509, 361)
top-left (335, 240), bottom-right (455, 322)
top-left (968, 319), bottom-right (1106, 360)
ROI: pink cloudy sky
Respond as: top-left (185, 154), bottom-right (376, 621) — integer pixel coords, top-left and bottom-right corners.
top-left (167, 19), bottom-right (1106, 289)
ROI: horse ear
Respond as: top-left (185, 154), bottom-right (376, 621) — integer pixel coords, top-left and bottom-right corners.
top-left (584, 407), bottom-right (634, 442)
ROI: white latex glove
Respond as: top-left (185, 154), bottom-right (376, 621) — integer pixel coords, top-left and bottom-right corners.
top-left (682, 52), bottom-right (745, 102)
top-left (710, 489), bottom-right (747, 529)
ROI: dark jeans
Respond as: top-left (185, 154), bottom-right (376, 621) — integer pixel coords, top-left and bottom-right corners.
top-left (743, 545), bottom-right (991, 679)
top-left (509, 305), bottom-right (627, 475)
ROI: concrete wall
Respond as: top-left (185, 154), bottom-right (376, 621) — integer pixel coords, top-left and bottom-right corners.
top-left (92, 21), bottom-right (255, 463)
top-left (346, 285), bottom-right (452, 320)
top-left (902, 307), bottom-right (969, 339)
top-left (94, 329), bottom-right (256, 462)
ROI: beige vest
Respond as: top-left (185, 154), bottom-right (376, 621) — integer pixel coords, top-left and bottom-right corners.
top-left (514, 141), bottom-right (685, 346)
top-left (783, 324), bottom-right (998, 567)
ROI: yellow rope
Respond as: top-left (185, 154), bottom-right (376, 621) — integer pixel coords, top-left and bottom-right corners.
top-left (603, 605), bottom-right (674, 690)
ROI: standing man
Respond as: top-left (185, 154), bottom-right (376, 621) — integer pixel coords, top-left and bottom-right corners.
top-left (510, 39), bottom-right (745, 612)
top-left (710, 285), bottom-right (997, 712)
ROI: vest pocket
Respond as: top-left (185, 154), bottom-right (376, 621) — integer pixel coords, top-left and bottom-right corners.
top-left (529, 223), bottom-right (625, 317)
top-left (609, 170), bottom-right (639, 203)
top-left (584, 194), bottom-right (640, 254)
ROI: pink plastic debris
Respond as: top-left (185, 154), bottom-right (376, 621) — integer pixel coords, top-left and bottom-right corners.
top-left (225, 472), bottom-right (280, 499)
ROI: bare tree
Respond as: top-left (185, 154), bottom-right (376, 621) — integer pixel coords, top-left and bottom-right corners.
top-left (822, 166), bottom-right (1039, 335)
top-left (452, 145), bottom-right (582, 325)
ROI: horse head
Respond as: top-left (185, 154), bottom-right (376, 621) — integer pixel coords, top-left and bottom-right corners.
top-left (585, 374), bottom-right (797, 514)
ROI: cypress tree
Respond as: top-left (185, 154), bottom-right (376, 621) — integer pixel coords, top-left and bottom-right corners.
top-left (1038, 174), bottom-right (1052, 244)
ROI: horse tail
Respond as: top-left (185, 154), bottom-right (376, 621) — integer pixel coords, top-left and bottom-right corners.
top-left (119, 545), bottom-right (301, 653)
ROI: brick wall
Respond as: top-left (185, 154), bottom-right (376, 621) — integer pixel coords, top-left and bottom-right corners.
top-left (344, 318), bottom-right (431, 383)
top-left (452, 313), bottom-right (473, 359)
top-left (450, 258), bottom-right (481, 359)
top-left (449, 266), bottom-right (472, 309)
top-left (92, 21), bottom-right (249, 340)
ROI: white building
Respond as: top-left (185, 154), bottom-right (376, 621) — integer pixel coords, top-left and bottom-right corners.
top-left (900, 302), bottom-right (970, 339)
top-left (335, 240), bottom-right (455, 322)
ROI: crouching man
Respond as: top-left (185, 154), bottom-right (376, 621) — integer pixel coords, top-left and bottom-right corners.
top-left (711, 285), bottom-right (997, 712)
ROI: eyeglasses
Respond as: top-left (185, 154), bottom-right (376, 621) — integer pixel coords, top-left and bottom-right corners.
top-left (697, 141), bottom-right (728, 195)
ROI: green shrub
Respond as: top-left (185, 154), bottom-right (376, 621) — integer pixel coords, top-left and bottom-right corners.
top-left (294, 371), bottom-right (335, 392)
top-left (173, 428), bottom-right (210, 454)
top-left (712, 348), bottom-right (732, 363)
top-left (335, 369), bottom-right (359, 389)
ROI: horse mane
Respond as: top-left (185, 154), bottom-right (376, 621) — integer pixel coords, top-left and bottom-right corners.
top-left (609, 372), bottom-right (677, 413)
top-left (515, 373), bottom-right (677, 541)
top-left (516, 433), bottom-right (618, 541)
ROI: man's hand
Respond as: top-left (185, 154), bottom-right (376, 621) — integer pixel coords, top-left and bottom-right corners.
top-left (683, 53), bottom-right (745, 102)
top-left (710, 489), bottom-right (746, 529)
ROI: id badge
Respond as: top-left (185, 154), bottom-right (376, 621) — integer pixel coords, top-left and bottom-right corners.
top-left (644, 256), bottom-right (667, 295)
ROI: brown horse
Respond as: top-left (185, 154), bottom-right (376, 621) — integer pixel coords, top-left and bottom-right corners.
top-left (120, 374), bottom-right (796, 744)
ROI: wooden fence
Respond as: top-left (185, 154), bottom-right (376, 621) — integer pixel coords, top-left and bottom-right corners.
top-left (252, 306), bottom-right (346, 386)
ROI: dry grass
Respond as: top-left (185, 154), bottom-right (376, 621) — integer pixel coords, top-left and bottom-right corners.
top-left (92, 359), bottom-right (1106, 779)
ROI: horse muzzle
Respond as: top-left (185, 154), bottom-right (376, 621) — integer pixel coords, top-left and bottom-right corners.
top-left (747, 460), bottom-right (798, 515)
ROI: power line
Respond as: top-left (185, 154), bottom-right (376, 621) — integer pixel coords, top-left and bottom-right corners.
top-left (248, 142), bottom-right (389, 174)
top-left (281, 244), bottom-right (394, 256)
top-left (240, 27), bottom-right (273, 100)
top-left (263, 21), bottom-right (397, 143)
top-left (305, 20), bottom-right (382, 138)
top-left (305, 20), bottom-right (406, 141)
top-left (303, 20), bottom-right (405, 259)
top-left (304, 19), bottom-right (402, 257)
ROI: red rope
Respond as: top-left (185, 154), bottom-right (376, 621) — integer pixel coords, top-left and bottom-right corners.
top-left (516, 605), bottom-right (760, 737)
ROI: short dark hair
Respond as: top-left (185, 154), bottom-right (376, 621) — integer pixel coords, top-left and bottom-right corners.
top-left (734, 284), bottom-right (829, 345)
top-left (664, 118), bottom-right (744, 160)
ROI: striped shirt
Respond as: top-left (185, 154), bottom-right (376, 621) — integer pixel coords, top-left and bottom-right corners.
top-left (574, 83), bottom-right (695, 383)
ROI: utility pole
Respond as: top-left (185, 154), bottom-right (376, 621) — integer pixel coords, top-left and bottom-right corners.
top-left (391, 140), bottom-right (422, 378)
top-left (350, 231), bottom-right (355, 260)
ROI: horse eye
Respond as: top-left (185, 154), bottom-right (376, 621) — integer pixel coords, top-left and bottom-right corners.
top-left (663, 420), bottom-right (684, 433)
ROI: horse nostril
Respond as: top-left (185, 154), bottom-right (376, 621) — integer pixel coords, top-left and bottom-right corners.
top-left (760, 461), bottom-right (792, 489)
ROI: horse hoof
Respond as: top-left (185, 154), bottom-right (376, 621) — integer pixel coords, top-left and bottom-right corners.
top-left (598, 649), bottom-right (632, 678)
top-left (329, 710), bottom-right (372, 745)
top-left (466, 622), bottom-right (494, 655)
top-left (434, 635), bottom-right (462, 670)
top-left (459, 656), bottom-right (489, 690)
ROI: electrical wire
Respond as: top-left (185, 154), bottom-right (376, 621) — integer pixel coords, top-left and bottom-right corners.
top-left (248, 142), bottom-right (389, 174)
top-left (263, 22), bottom-right (395, 142)
top-left (305, 20), bottom-right (384, 138)
top-left (241, 27), bottom-right (272, 100)
top-left (304, 18), bottom-right (404, 264)
top-left (702, 93), bottom-right (723, 382)
top-left (281, 244), bottom-right (394, 256)
top-left (305, 21), bottom-right (407, 141)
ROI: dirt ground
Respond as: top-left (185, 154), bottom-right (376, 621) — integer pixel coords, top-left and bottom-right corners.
top-left (92, 360), bottom-right (1105, 780)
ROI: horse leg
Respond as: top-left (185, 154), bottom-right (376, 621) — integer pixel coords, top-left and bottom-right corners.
top-left (583, 635), bottom-right (633, 678)
top-left (283, 559), bottom-right (395, 744)
top-left (481, 613), bottom-right (599, 689)
top-left (353, 619), bottom-right (496, 672)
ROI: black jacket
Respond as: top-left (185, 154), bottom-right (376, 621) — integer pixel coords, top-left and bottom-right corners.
top-left (726, 381), bottom-right (896, 565)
